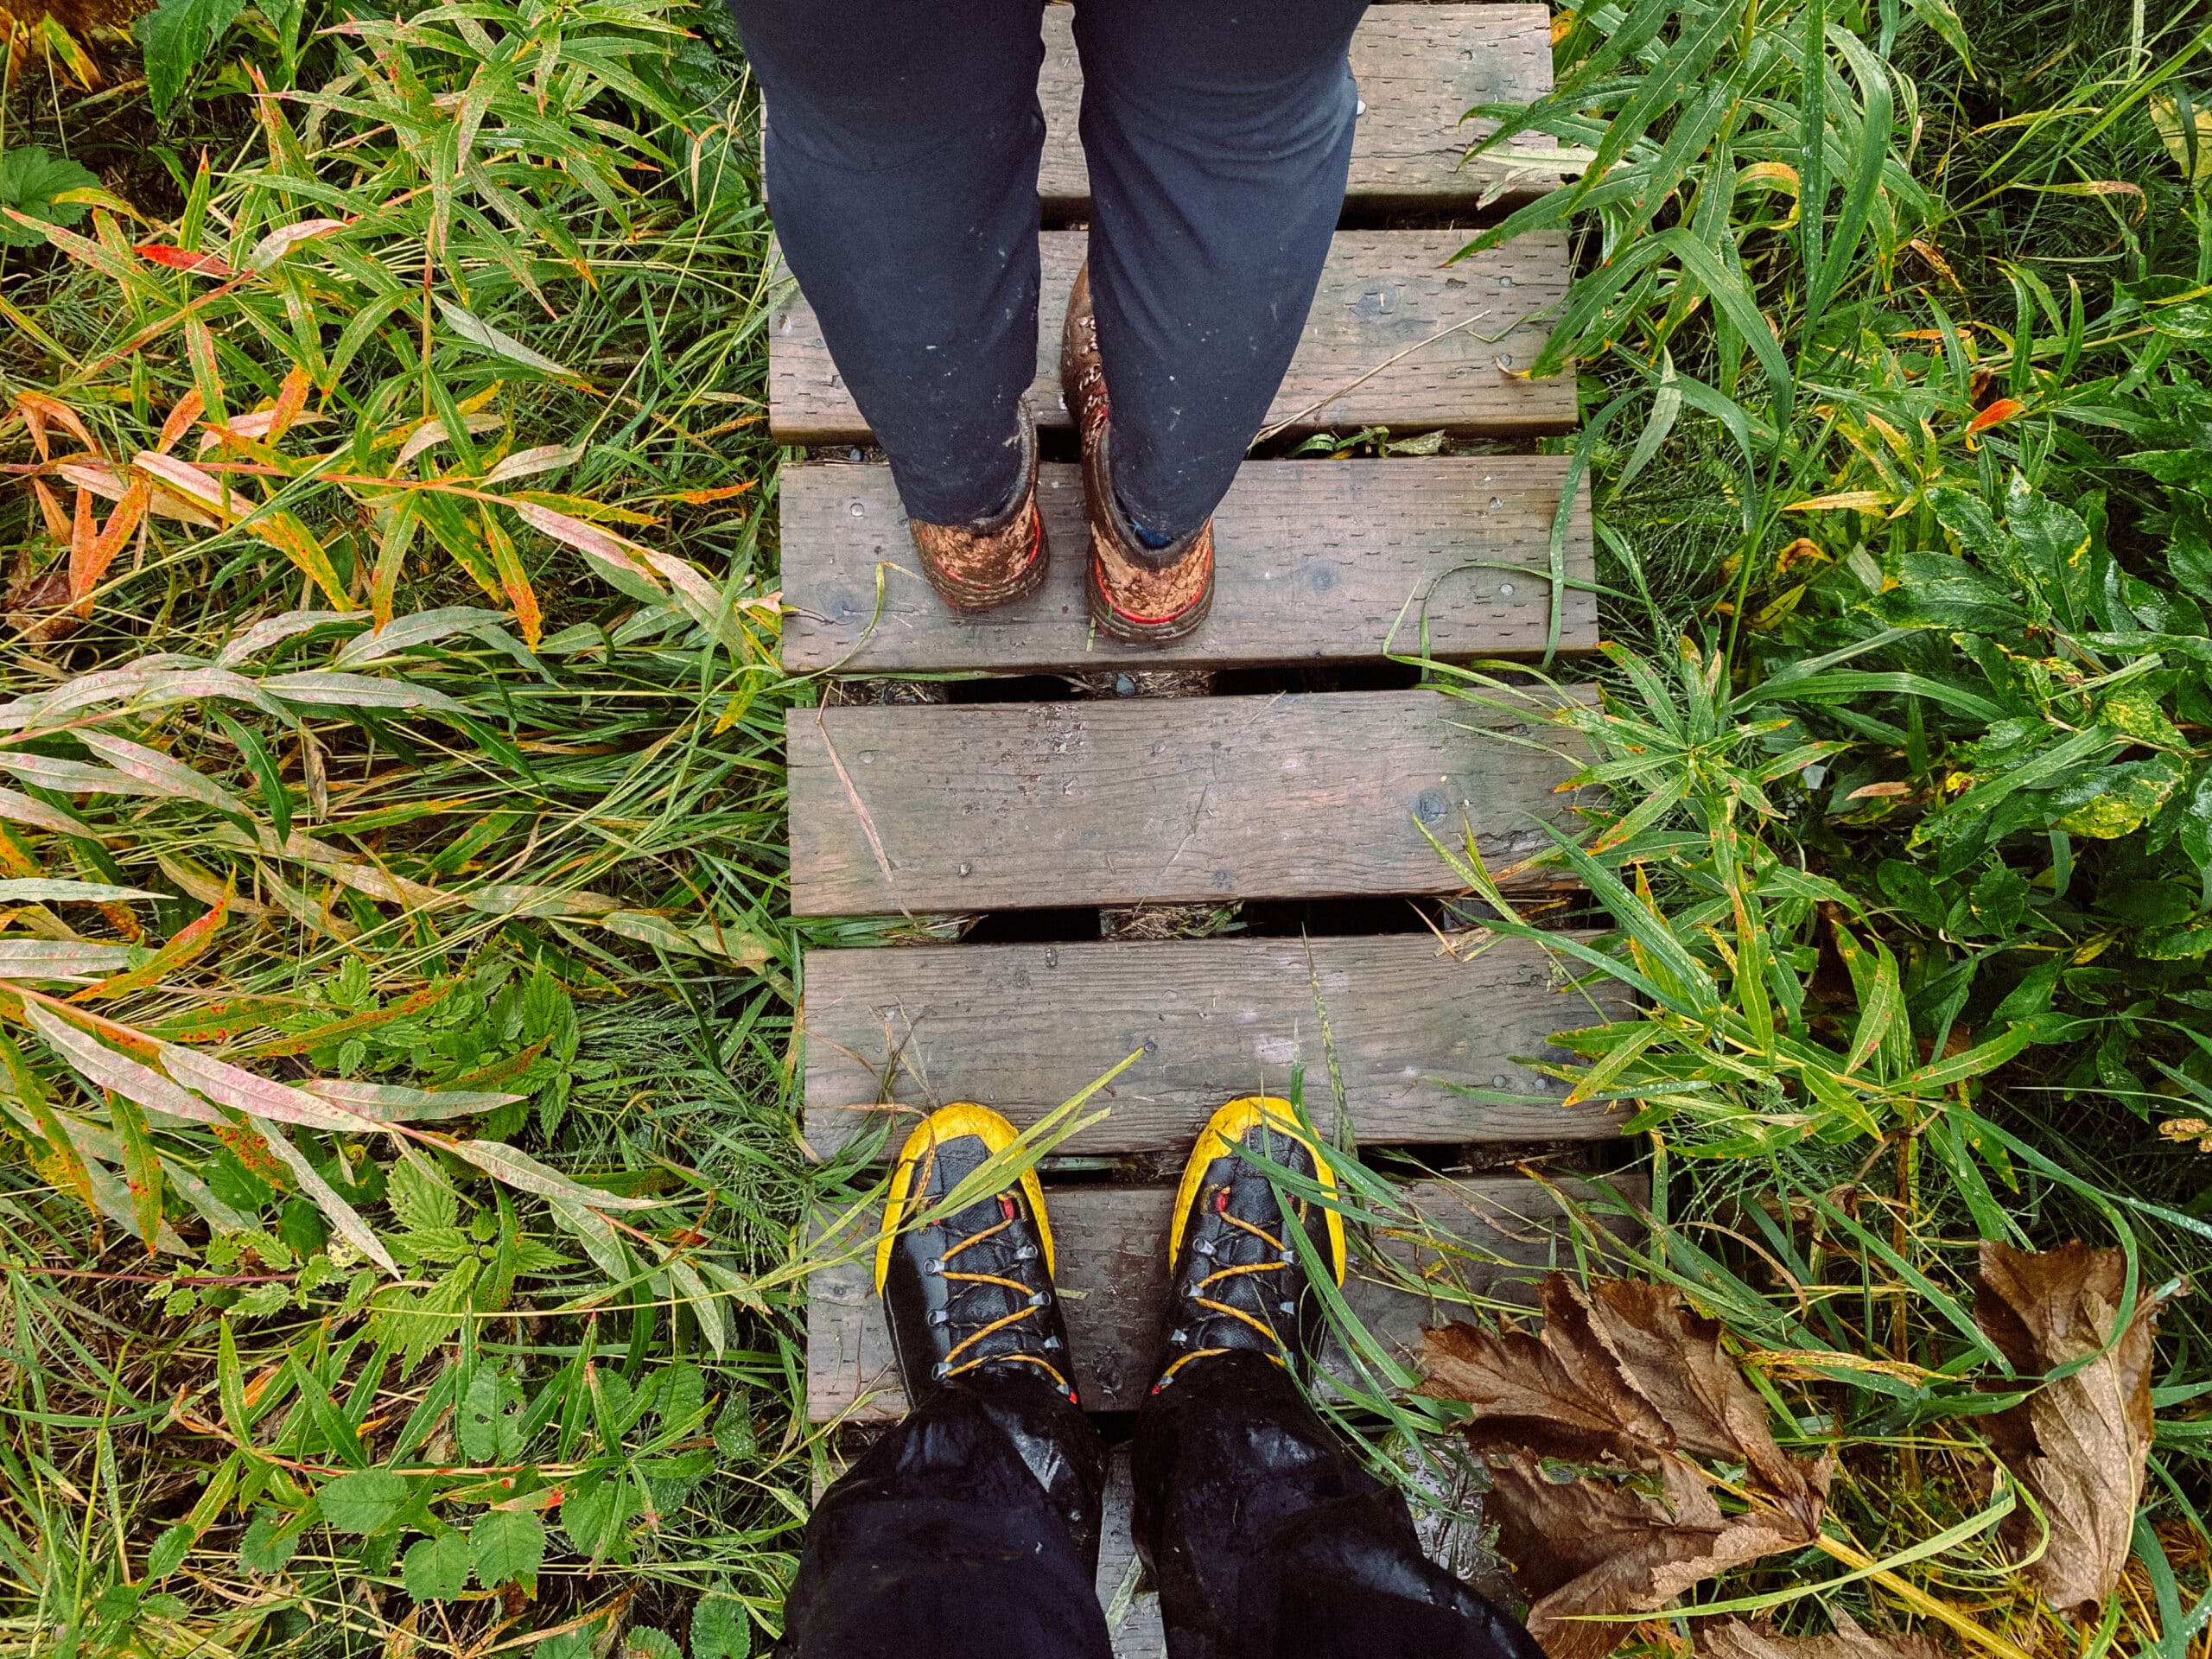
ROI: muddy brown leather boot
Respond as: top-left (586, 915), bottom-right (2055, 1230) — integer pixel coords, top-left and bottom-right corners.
top-left (906, 404), bottom-right (1048, 613)
top-left (1059, 266), bottom-right (1216, 644)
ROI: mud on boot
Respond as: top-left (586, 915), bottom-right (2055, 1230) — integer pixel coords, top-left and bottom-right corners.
top-left (1060, 264), bottom-right (1216, 644)
top-left (905, 404), bottom-right (1050, 613)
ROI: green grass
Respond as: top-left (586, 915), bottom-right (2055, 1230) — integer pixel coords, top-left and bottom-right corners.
top-left (0, 0), bottom-right (2207, 1656)
top-left (1331, 0), bottom-right (2212, 1650)
top-left (0, 3), bottom-right (861, 1654)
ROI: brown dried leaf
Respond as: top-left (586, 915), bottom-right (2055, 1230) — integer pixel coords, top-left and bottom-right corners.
top-left (1424, 1276), bottom-right (1827, 1516)
top-left (1420, 1293), bottom-right (1669, 1468)
top-left (1974, 1241), bottom-right (2168, 1618)
top-left (1421, 1275), bottom-right (1834, 1659)
top-left (1488, 1450), bottom-right (1810, 1659)
top-left (4, 561), bottom-right (79, 643)
top-left (1579, 1278), bottom-right (1827, 1535)
top-left (1699, 1612), bottom-right (1948, 1659)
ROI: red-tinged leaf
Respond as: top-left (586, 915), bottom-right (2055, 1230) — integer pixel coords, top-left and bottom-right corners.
top-left (245, 510), bottom-right (355, 609)
top-left (25, 1002), bottom-right (220, 1123)
top-left (29, 480), bottom-right (70, 540)
top-left (157, 1043), bottom-right (375, 1135)
top-left (72, 887), bottom-right (230, 1002)
top-left (245, 980), bottom-right (457, 1058)
top-left (0, 787), bottom-right (95, 839)
top-left (482, 444), bottom-right (580, 486)
top-left (55, 458), bottom-right (129, 502)
top-left (77, 729), bottom-right (251, 817)
top-left (133, 244), bottom-right (237, 277)
top-left (511, 499), bottom-right (664, 584)
top-left (16, 212), bottom-right (139, 282)
top-left (394, 414), bottom-right (505, 468)
top-left (1966, 397), bottom-right (2025, 435)
top-left (14, 391), bottom-right (99, 461)
top-left (368, 498), bottom-right (417, 628)
top-left (663, 480), bottom-right (759, 506)
top-left (247, 219), bottom-right (348, 271)
top-left (67, 486), bottom-right (93, 577)
top-left (0, 1030), bottom-right (96, 1215)
top-left (131, 451), bottom-right (235, 521)
top-left (70, 479), bottom-right (148, 613)
top-left (265, 365), bottom-right (314, 445)
top-left (156, 389), bottom-right (204, 456)
top-left (482, 505), bottom-right (541, 648)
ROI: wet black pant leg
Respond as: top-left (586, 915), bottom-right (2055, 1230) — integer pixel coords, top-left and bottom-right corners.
top-left (1132, 1351), bottom-right (1547, 1659)
top-left (721, 0), bottom-right (1045, 525)
top-left (1072, 0), bottom-right (1373, 536)
top-left (779, 1371), bottom-right (1111, 1659)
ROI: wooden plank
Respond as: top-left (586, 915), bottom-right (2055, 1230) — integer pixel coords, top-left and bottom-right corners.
top-left (767, 231), bottom-right (1573, 444)
top-left (786, 688), bottom-right (1589, 918)
top-left (807, 1175), bottom-right (1644, 1420)
top-left (779, 457), bottom-right (1596, 674)
top-left (801, 933), bottom-right (1627, 1160)
top-left (1095, 1449), bottom-right (1167, 1659)
top-left (1034, 7), bottom-right (1560, 213)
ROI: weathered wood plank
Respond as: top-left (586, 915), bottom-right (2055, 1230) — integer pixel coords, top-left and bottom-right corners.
top-left (785, 688), bottom-right (1589, 918)
top-left (1034, 7), bottom-right (1560, 213)
top-left (779, 458), bottom-right (1596, 674)
top-left (808, 1175), bottom-right (1643, 1420)
top-left (801, 933), bottom-right (1626, 1160)
top-left (1095, 1449), bottom-right (1168, 1659)
top-left (767, 232), bottom-right (1573, 444)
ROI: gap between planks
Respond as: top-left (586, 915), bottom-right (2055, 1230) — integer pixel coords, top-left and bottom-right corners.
top-left (801, 932), bottom-right (1627, 1160)
top-left (779, 456), bottom-right (1596, 675)
top-left (807, 1174), bottom-right (1645, 1420)
top-left (768, 232), bottom-right (1573, 445)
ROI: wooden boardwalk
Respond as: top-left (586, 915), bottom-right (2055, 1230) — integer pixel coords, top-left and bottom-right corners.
top-left (774, 9), bottom-right (1617, 1619)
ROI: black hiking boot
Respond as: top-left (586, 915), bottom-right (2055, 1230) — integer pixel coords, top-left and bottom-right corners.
top-left (1153, 1096), bottom-right (1346, 1392)
top-left (876, 1103), bottom-right (1079, 1407)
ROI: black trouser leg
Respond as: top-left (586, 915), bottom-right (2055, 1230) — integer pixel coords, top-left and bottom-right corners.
top-left (1074, 0), bottom-right (1371, 537)
top-left (722, 0), bottom-right (1045, 526)
top-left (778, 1370), bottom-right (1112, 1659)
top-left (728, 0), bottom-right (1369, 538)
top-left (1132, 1351), bottom-right (1547, 1659)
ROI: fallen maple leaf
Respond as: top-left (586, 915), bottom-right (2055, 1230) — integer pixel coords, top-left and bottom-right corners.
top-left (1974, 1241), bottom-right (2170, 1618)
top-left (1422, 1276), bottom-right (1833, 1659)
top-left (1700, 1611), bottom-right (1948, 1659)
top-left (1481, 1451), bottom-right (1817, 1659)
